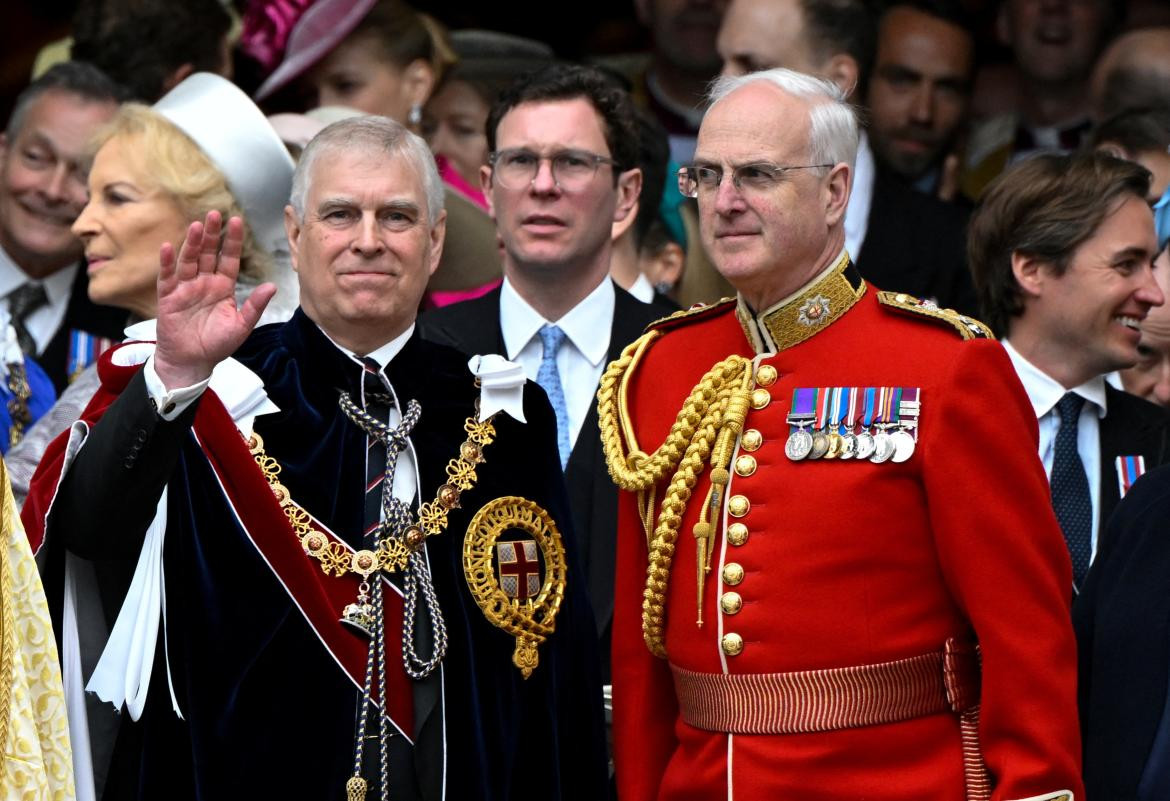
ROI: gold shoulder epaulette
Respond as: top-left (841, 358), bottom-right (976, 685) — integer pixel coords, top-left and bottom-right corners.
top-left (647, 297), bottom-right (736, 334)
top-left (877, 291), bottom-right (993, 340)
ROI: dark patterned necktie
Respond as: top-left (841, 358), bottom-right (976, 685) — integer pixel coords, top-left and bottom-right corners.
top-left (7, 283), bottom-right (48, 356)
top-left (360, 356), bottom-right (394, 545)
top-left (1051, 392), bottom-right (1092, 588)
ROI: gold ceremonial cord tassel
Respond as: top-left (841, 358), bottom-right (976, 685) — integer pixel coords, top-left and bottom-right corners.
top-left (598, 332), bottom-right (753, 657)
top-left (346, 777), bottom-right (367, 800)
top-left (693, 371), bottom-right (752, 626)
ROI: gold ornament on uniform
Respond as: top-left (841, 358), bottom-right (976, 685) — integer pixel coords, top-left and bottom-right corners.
top-left (597, 330), bottom-right (755, 658)
top-left (463, 496), bottom-right (567, 678)
top-left (248, 408), bottom-right (496, 580)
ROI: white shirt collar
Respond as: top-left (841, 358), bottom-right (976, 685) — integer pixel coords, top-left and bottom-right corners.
top-left (1002, 339), bottom-right (1109, 419)
top-left (844, 132), bottom-right (874, 260)
top-left (628, 272), bottom-right (655, 303)
top-left (499, 276), bottom-right (615, 367)
top-left (320, 322), bottom-right (416, 372)
top-left (0, 241), bottom-right (77, 307)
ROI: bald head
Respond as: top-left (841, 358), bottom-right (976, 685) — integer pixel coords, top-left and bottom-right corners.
top-left (1091, 27), bottom-right (1170, 120)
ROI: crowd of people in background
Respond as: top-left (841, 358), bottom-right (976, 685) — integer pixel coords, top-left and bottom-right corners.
top-left (1, 0), bottom-right (1170, 798)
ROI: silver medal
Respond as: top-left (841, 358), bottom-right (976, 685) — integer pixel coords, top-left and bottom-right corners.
top-left (871, 431), bottom-right (895, 463)
top-left (854, 431), bottom-right (876, 460)
top-left (809, 430), bottom-right (830, 459)
top-left (890, 429), bottom-right (916, 463)
top-left (839, 432), bottom-right (857, 459)
top-left (785, 428), bottom-right (813, 460)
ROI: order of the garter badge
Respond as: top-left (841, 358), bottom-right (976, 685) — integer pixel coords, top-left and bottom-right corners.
top-left (463, 496), bottom-right (567, 678)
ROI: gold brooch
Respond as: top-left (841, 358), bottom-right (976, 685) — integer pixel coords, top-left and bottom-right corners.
top-left (463, 497), bottom-right (567, 678)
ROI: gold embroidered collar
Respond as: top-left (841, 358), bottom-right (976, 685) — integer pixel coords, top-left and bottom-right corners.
top-left (735, 251), bottom-right (865, 354)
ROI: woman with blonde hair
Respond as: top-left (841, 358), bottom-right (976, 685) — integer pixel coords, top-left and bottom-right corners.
top-left (11, 73), bottom-right (296, 508)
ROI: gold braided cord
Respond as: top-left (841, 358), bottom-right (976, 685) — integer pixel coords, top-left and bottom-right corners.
top-left (597, 331), bottom-right (753, 657)
top-left (598, 333), bottom-right (752, 492)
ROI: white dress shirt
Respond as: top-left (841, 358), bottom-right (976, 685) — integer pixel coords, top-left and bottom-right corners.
top-left (0, 243), bottom-right (77, 355)
top-left (500, 276), bottom-right (614, 451)
top-left (844, 132), bottom-right (875, 263)
top-left (1003, 340), bottom-right (1107, 559)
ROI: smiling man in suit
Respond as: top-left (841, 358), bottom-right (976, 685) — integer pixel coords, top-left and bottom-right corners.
top-left (969, 150), bottom-right (1170, 595)
top-left (419, 64), bottom-right (670, 686)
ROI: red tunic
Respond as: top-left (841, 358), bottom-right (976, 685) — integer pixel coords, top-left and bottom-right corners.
top-left (610, 274), bottom-right (1082, 801)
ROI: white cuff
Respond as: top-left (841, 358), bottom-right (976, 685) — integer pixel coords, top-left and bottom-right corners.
top-left (143, 355), bottom-right (210, 420)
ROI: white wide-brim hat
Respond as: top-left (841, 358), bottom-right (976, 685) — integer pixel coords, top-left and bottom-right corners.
top-left (153, 73), bottom-right (295, 257)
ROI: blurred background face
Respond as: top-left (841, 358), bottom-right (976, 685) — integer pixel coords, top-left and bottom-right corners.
top-left (71, 135), bottom-right (189, 319)
top-left (0, 89), bottom-right (116, 278)
top-left (1000, 0), bottom-right (1108, 86)
top-left (866, 6), bottom-right (973, 180)
top-left (718, 0), bottom-right (817, 76)
top-left (1121, 247), bottom-right (1170, 406)
top-left (423, 79), bottom-right (490, 186)
top-left (639, 0), bottom-right (728, 75)
top-left (307, 33), bottom-right (415, 121)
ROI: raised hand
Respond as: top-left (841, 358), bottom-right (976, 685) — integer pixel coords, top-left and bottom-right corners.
top-left (153, 211), bottom-right (276, 389)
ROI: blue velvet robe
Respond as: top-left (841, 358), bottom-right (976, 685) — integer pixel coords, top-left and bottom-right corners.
top-left (35, 310), bottom-right (608, 800)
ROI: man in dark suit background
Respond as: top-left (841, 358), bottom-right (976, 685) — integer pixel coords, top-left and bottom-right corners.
top-left (969, 150), bottom-right (1170, 596)
top-left (420, 65), bottom-right (670, 684)
top-left (716, 0), bottom-right (977, 314)
top-left (0, 62), bottom-right (128, 391)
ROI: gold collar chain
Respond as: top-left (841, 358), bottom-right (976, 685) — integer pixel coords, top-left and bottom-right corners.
top-left (736, 252), bottom-right (865, 354)
top-left (247, 410), bottom-right (497, 580)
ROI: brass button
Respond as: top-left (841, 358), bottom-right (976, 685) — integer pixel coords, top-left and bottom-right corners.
top-left (727, 495), bottom-right (750, 517)
top-left (722, 562), bottom-right (745, 585)
top-left (727, 522), bottom-right (749, 546)
top-left (755, 364), bottom-right (778, 386)
top-left (734, 454), bottom-right (757, 477)
top-left (720, 591), bottom-right (743, 614)
top-left (721, 632), bottom-right (744, 656)
top-left (741, 428), bottom-right (763, 452)
top-left (750, 388), bottom-right (771, 409)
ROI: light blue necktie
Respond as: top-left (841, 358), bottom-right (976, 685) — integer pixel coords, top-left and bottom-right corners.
top-left (536, 324), bottom-right (571, 469)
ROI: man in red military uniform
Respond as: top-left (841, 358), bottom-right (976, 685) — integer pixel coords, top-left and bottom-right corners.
top-left (601, 68), bottom-right (1082, 801)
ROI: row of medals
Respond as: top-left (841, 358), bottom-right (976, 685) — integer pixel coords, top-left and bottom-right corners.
top-left (784, 423), bottom-right (916, 464)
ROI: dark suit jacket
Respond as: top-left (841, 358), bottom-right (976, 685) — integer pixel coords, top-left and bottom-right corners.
top-left (1097, 385), bottom-right (1170, 543)
top-left (856, 166), bottom-right (978, 318)
top-left (38, 263), bottom-right (127, 393)
top-left (1075, 461), bottom-right (1170, 800)
top-left (418, 282), bottom-right (671, 683)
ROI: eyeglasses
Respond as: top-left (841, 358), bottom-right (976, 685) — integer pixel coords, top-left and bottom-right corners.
top-left (489, 148), bottom-right (617, 191)
top-left (677, 162), bottom-right (834, 198)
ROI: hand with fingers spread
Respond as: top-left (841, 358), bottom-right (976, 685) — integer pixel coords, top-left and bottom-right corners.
top-left (154, 211), bottom-right (276, 389)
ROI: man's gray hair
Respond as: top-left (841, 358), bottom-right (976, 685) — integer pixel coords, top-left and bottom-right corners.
top-left (290, 115), bottom-right (445, 227)
top-left (707, 69), bottom-right (859, 171)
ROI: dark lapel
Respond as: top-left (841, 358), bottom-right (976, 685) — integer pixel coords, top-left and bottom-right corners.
top-left (416, 288), bottom-right (505, 357)
top-left (1097, 385), bottom-right (1170, 542)
top-left (564, 286), bottom-right (662, 660)
top-left (39, 263), bottom-right (128, 393)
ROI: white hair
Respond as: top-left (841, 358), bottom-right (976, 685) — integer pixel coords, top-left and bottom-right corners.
top-left (707, 68), bottom-right (859, 171)
top-left (290, 115), bottom-right (445, 226)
